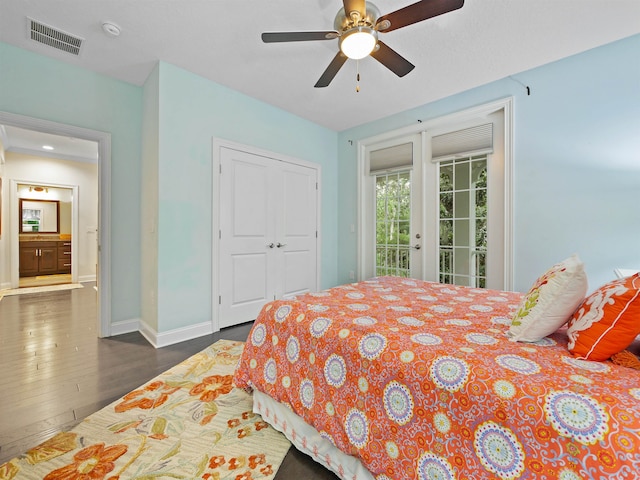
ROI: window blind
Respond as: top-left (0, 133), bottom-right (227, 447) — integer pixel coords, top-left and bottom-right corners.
top-left (369, 142), bottom-right (413, 174)
top-left (431, 123), bottom-right (493, 162)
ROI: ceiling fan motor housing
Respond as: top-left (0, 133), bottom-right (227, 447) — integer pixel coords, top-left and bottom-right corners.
top-left (334, 3), bottom-right (380, 32)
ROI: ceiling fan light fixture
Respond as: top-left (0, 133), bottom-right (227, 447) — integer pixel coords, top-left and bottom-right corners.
top-left (339, 27), bottom-right (377, 60)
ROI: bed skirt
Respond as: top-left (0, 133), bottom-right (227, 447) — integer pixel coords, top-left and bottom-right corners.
top-left (252, 389), bottom-right (374, 480)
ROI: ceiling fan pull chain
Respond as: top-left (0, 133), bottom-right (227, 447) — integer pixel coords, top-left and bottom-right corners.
top-left (356, 60), bottom-right (360, 93)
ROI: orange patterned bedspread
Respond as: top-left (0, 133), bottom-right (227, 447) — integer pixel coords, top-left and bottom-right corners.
top-left (234, 276), bottom-right (640, 479)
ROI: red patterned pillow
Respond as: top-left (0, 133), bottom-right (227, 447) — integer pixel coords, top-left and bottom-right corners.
top-left (567, 273), bottom-right (640, 361)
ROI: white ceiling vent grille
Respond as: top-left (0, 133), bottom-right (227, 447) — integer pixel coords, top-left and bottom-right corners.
top-left (28, 18), bottom-right (83, 56)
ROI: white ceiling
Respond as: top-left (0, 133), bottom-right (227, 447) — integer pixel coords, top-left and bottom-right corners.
top-left (0, 125), bottom-right (98, 163)
top-left (1, 0), bottom-right (639, 135)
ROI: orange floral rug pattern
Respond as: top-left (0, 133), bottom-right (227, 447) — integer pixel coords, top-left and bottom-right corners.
top-left (0, 340), bottom-right (290, 480)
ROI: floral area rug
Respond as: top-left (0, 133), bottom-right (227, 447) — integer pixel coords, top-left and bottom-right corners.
top-left (0, 340), bottom-right (291, 480)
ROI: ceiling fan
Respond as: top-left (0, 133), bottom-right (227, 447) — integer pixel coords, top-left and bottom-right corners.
top-left (262, 0), bottom-right (464, 88)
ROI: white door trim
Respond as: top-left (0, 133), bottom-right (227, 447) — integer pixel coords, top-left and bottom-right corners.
top-left (211, 137), bottom-right (321, 332)
top-left (0, 111), bottom-right (112, 337)
top-left (356, 97), bottom-right (514, 290)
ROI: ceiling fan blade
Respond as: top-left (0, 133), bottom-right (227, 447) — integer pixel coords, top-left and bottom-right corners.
top-left (370, 41), bottom-right (415, 77)
top-left (343, 0), bottom-right (366, 17)
top-left (314, 52), bottom-right (348, 88)
top-left (262, 31), bottom-right (338, 43)
top-left (376, 0), bottom-right (464, 32)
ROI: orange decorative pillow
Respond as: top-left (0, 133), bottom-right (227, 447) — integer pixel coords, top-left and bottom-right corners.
top-left (567, 273), bottom-right (640, 361)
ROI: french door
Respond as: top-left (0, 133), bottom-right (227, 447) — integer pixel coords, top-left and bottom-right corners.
top-left (368, 135), bottom-right (423, 279)
top-left (435, 154), bottom-right (491, 287)
top-left (360, 105), bottom-right (509, 290)
top-left (218, 147), bottom-right (318, 327)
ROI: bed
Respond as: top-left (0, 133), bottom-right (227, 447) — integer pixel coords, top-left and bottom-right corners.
top-left (234, 276), bottom-right (640, 479)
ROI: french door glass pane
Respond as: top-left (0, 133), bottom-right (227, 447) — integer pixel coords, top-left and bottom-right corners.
top-left (376, 172), bottom-right (411, 277)
top-left (438, 155), bottom-right (487, 287)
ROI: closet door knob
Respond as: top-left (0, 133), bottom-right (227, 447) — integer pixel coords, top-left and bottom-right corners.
top-left (267, 243), bottom-right (275, 249)
top-left (276, 242), bottom-right (287, 248)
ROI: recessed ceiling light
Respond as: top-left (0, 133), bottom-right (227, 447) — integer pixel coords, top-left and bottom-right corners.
top-left (42, 145), bottom-right (54, 150)
top-left (102, 22), bottom-right (121, 37)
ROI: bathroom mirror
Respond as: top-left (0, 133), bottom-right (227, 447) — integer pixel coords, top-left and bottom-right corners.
top-left (19, 198), bottom-right (60, 234)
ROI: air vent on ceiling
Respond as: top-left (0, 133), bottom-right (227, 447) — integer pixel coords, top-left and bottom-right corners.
top-left (28, 17), bottom-right (83, 56)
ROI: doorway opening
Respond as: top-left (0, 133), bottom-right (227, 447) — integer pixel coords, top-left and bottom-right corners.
top-left (16, 183), bottom-right (77, 288)
top-left (0, 111), bottom-right (112, 337)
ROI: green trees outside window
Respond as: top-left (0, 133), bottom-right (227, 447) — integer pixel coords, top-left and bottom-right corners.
top-left (439, 155), bottom-right (487, 287)
top-left (376, 172), bottom-right (411, 277)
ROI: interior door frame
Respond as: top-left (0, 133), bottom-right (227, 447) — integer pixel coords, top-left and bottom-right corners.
top-left (0, 111), bottom-right (112, 337)
top-left (10, 181), bottom-right (79, 283)
top-left (356, 97), bottom-right (514, 290)
top-left (211, 137), bottom-right (322, 332)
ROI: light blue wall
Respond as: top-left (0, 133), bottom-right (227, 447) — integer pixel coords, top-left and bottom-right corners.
top-left (0, 42), bottom-right (338, 337)
top-left (338, 34), bottom-right (640, 293)
top-left (153, 62), bottom-right (338, 332)
top-left (0, 42), bottom-right (143, 323)
top-left (3, 32), bottom-right (637, 336)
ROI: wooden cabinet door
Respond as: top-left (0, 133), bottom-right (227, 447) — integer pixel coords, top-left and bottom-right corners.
top-left (19, 247), bottom-right (39, 277)
top-left (39, 246), bottom-right (58, 274)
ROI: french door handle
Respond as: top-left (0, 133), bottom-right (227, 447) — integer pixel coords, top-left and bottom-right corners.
top-left (267, 243), bottom-right (275, 249)
top-left (412, 244), bottom-right (421, 250)
top-left (276, 242), bottom-right (287, 248)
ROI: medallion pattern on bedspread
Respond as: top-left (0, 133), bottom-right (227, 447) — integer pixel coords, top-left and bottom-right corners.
top-left (234, 276), bottom-right (640, 479)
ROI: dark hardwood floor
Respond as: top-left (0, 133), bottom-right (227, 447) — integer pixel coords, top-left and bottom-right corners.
top-left (0, 283), bottom-right (338, 478)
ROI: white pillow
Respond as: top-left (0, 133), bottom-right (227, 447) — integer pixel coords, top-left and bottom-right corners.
top-left (508, 254), bottom-right (587, 342)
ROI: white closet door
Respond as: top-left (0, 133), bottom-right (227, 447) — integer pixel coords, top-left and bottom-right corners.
top-left (219, 148), bottom-right (278, 328)
top-left (218, 147), bottom-right (318, 328)
top-left (277, 163), bottom-right (318, 299)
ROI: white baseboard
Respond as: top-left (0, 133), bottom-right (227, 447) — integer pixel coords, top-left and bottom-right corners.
top-left (79, 274), bottom-right (97, 283)
top-left (138, 319), bottom-right (157, 347)
top-left (138, 319), bottom-right (214, 349)
top-left (0, 282), bottom-right (11, 291)
top-left (110, 317), bottom-right (140, 336)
